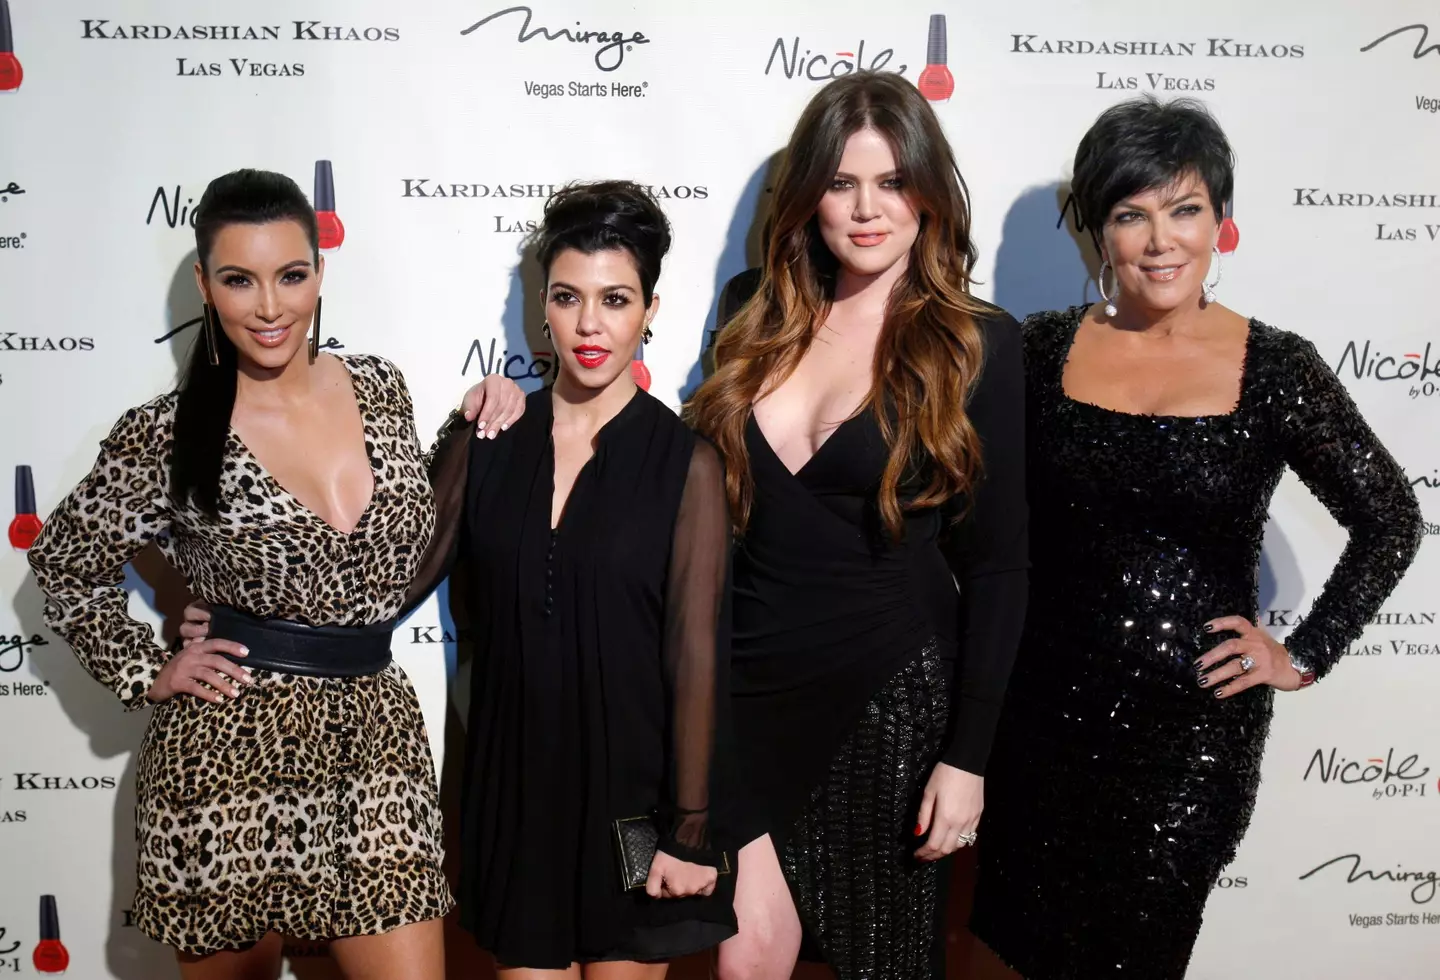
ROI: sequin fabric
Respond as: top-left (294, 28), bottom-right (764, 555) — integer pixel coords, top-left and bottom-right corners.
top-left (781, 640), bottom-right (949, 980)
top-left (971, 307), bottom-right (1423, 979)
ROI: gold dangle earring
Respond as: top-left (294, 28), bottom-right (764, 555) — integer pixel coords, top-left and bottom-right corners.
top-left (202, 303), bottom-right (220, 366)
top-left (309, 296), bottom-right (322, 362)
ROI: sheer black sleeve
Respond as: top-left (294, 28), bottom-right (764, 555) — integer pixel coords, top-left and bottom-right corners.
top-left (400, 412), bottom-right (471, 619)
top-left (1275, 334), bottom-right (1423, 679)
top-left (655, 438), bottom-right (731, 865)
top-left (940, 311), bottom-right (1030, 776)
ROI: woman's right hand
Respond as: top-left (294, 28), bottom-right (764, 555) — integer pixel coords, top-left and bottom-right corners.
top-left (179, 599), bottom-right (211, 648)
top-left (149, 636), bottom-right (253, 704)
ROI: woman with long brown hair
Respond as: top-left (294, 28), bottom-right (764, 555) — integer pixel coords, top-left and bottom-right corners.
top-left (688, 72), bottom-right (1029, 979)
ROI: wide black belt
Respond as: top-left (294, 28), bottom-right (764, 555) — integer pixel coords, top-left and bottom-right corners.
top-left (209, 605), bottom-right (395, 677)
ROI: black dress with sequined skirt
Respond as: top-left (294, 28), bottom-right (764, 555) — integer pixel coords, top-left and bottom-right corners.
top-left (714, 271), bottom-right (1030, 979)
top-left (971, 307), bottom-right (1423, 979)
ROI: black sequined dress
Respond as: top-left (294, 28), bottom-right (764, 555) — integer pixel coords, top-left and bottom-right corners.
top-left (971, 307), bottom-right (1423, 979)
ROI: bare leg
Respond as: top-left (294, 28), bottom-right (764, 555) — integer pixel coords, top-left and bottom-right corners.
top-left (328, 918), bottom-right (444, 980)
top-left (496, 965), bottom-right (582, 980)
top-left (176, 932), bottom-right (284, 980)
top-left (715, 835), bottom-right (802, 980)
top-left (582, 960), bottom-right (669, 980)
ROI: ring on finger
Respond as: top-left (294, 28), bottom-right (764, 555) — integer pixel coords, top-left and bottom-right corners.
top-left (1239, 655), bottom-right (1256, 672)
top-left (957, 831), bottom-right (978, 847)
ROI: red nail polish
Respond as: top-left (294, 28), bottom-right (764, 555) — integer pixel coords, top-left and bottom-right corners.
top-left (1218, 200), bottom-right (1239, 255)
top-left (630, 340), bottom-right (651, 391)
top-left (33, 895), bottom-right (69, 975)
top-left (314, 160), bottom-right (344, 251)
top-left (0, 0), bottom-right (23, 93)
top-left (916, 15), bottom-right (953, 103)
top-left (10, 464), bottom-right (42, 550)
top-left (914, 823), bottom-right (924, 836)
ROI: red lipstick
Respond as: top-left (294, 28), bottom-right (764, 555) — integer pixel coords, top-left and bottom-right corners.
top-left (0, 0), bottom-right (23, 92)
top-left (630, 342), bottom-right (651, 391)
top-left (916, 15), bottom-right (952, 103)
top-left (574, 345), bottom-right (610, 369)
top-left (314, 160), bottom-right (344, 251)
top-left (33, 895), bottom-right (68, 975)
top-left (10, 464), bottom-right (41, 550)
top-left (1218, 199), bottom-right (1239, 255)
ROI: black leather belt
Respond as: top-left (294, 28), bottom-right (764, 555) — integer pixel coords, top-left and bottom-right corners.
top-left (209, 604), bottom-right (395, 677)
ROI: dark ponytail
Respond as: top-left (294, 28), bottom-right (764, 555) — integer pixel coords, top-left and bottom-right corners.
top-left (171, 169), bottom-right (319, 517)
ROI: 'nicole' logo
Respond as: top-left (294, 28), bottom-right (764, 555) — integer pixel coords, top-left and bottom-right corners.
top-left (315, 160), bottom-right (343, 251)
top-left (918, 15), bottom-right (952, 102)
top-left (0, 0), bottom-right (22, 92)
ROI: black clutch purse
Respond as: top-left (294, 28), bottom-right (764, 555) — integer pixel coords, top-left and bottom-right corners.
top-left (612, 814), bottom-right (732, 892)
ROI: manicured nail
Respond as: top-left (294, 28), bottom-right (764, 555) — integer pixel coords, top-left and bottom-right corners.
top-left (477, 420), bottom-right (487, 431)
top-left (1198, 676), bottom-right (1209, 687)
top-left (238, 646), bottom-right (249, 656)
top-left (914, 823), bottom-right (924, 836)
top-left (1213, 689), bottom-right (1224, 698)
top-left (1204, 624), bottom-right (1215, 632)
top-left (501, 423), bottom-right (510, 431)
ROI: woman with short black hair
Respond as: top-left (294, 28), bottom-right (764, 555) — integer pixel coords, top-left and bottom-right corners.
top-left (970, 96), bottom-right (1422, 977)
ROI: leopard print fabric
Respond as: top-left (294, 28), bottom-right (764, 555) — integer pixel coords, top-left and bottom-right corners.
top-left (28, 354), bottom-right (454, 955)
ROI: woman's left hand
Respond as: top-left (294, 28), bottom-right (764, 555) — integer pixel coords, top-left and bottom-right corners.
top-left (1196, 615), bottom-right (1303, 697)
top-left (460, 374), bottom-right (526, 439)
top-left (914, 762), bottom-right (983, 862)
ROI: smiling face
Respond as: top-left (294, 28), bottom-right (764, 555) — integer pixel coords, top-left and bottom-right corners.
top-left (1101, 171), bottom-right (1220, 316)
top-left (194, 219), bottom-right (323, 369)
top-left (814, 127), bottom-right (921, 280)
top-left (544, 246), bottom-right (657, 395)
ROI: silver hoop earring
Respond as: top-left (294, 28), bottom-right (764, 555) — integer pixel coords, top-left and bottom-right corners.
top-left (1098, 262), bottom-right (1118, 317)
top-left (1203, 245), bottom-right (1223, 305)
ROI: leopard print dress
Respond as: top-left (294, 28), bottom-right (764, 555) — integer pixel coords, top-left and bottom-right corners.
top-left (27, 354), bottom-right (454, 955)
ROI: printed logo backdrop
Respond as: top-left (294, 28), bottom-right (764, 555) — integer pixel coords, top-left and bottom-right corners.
top-left (1, 1), bottom-right (1436, 977)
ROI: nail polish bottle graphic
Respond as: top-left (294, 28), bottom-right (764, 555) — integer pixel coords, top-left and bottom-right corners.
top-left (1217, 199), bottom-right (1239, 255)
top-left (0, 0), bottom-right (23, 92)
top-left (33, 896), bottom-right (68, 975)
top-left (916, 14), bottom-right (953, 103)
top-left (314, 160), bottom-right (344, 251)
top-left (10, 464), bottom-right (41, 550)
top-left (630, 342), bottom-right (651, 392)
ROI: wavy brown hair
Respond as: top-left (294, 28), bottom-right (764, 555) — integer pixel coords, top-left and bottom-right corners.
top-left (686, 71), bottom-right (989, 538)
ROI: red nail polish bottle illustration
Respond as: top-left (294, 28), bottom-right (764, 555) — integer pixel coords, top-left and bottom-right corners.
top-left (314, 160), bottom-right (344, 251)
top-left (0, 0), bottom-right (23, 92)
top-left (916, 14), bottom-right (953, 103)
top-left (1218, 199), bottom-right (1239, 255)
top-left (630, 341), bottom-right (651, 392)
top-left (33, 896), bottom-right (68, 975)
top-left (10, 464), bottom-right (42, 550)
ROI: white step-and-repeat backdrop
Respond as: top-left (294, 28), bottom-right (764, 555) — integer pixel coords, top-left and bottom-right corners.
top-left (1, 1), bottom-right (1436, 977)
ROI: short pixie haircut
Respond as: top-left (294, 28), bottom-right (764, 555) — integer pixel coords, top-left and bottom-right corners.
top-left (533, 180), bottom-right (672, 303)
top-left (1071, 95), bottom-right (1235, 250)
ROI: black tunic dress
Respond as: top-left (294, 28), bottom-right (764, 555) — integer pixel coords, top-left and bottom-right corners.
top-left (971, 307), bottom-right (1424, 979)
top-left (417, 387), bottom-right (737, 969)
top-left (712, 271), bottom-right (1030, 978)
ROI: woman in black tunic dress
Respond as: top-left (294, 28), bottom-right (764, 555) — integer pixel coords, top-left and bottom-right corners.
top-left (970, 97), bottom-right (1423, 978)
top-left (689, 72), bottom-right (1029, 980)
top-left (415, 180), bottom-right (736, 977)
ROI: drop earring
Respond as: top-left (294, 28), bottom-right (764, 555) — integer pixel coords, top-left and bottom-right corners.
top-left (541, 321), bottom-right (552, 339)
top-left (642, 320), bottom-right (653, 345)
top-left (1202, 246), bottom-right (1223, 305)
top-left (308, 296), bottom-right (322, 362)
top-left (1098, 262), bottom-right (1118, 317)
top-left (202, 303), bottom-right (220, 366)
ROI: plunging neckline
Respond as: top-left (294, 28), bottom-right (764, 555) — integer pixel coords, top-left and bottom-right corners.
top-left (751, 410), bottom-right (865, 480)
top-left (548, 386), bottom-right (643, 532)
top-left (228, 354), bottom-right (378, 537)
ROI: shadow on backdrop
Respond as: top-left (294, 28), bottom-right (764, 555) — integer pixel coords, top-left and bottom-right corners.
top-left (991, 183), bottom-right (1099, 322)
top-left (681, 150), bottom-right (783, 401)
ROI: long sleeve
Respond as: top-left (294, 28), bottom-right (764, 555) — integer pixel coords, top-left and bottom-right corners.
top-left (940, 312), bottom-right (1030, 776)
top-left (27, 401), bottom-right (176, 709)
top-left (1276, 335), bottom-right (1423, 679)
top-left (655, 438), bottom-right (731, 864)
top-left (400, 412), bottom-right (471, 618)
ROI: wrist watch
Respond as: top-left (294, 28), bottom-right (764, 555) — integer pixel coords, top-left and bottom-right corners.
top-left (1288, 654), bottom-right (1316, 689)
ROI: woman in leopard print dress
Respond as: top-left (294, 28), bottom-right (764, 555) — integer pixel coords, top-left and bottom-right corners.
top-left (27, 170), bottom-right (521, 978)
